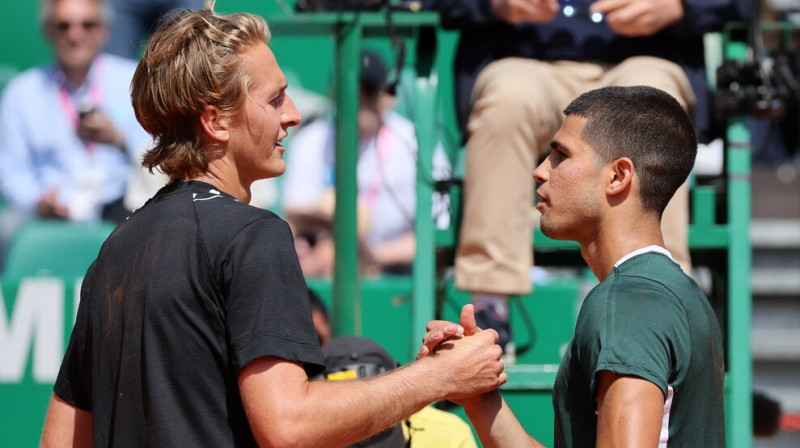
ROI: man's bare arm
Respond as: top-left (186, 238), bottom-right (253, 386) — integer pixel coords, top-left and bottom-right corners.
top-left (239, 330), bottom-right (506, 448)
top-left (462, 390), bottom-right (546, 448)
top-left (595, 370), bottom-right (665, 447)
top-left (419, 305), bottom-right (546, 448)
top-left (40, 394), bottom-right (92, 448)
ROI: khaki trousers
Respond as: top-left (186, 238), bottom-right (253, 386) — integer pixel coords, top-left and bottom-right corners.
top-left (455, 56), bottom-right (695, 295)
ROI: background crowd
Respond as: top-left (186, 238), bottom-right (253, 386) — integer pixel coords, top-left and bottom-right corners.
top-left (1, 1), bottom-right (798, 447)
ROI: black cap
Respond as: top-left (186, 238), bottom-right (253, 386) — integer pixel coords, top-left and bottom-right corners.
top-left (321, 335), bottom-right (398, 380)
top-left (321, 336), bottom-right (405, 448)
top-left (360, 50), bottom-right (389, 97)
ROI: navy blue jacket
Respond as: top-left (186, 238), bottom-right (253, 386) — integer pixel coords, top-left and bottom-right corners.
top-left (423, 0), bottom-right (753, 143)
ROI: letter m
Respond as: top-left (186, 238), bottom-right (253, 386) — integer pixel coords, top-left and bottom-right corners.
top-left (0, 278), bottom-right (63, 383)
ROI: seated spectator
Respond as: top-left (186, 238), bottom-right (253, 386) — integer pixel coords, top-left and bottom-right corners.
top-left (0, 0), bottom-right (151, 270)
top-left (424, 0), bottom-right (752, 357)
top-left (318, 335), bottom-right (479, 448)
top-left (282, 50), bottom-right (450, 275)
top-left (307, 287), bottom-right (333, 346)
top-left (287, 189), bottom-right (382, 278)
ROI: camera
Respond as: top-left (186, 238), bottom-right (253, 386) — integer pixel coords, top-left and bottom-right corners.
top-left (714, 54), bottom-right (799, 118)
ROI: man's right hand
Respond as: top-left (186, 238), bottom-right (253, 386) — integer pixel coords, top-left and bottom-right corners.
top-left (428, 325), bottom-right (507, 401)
top-left (492, 0), bottom-right (560, 25)
top-left (36, 189), bottom-right (70, 219)
top-left (591, 0), bottom-right (684, 37)
top-left (417, 303), bottom-right (482, 360)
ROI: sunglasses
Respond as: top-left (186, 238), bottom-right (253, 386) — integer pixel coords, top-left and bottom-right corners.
top-left (50, 20), bottom-right (102, 33)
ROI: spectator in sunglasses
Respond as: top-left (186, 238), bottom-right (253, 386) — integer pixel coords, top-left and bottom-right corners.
top-left (0, 0), bottom-right (151, 270)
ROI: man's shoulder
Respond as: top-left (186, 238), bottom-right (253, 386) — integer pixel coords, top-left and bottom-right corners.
top-left (589, 255), bottom-right (691, 307)
top-left (96, 53), bottom-right (139, 82)
top-left (189, 183), bottom-right (280, 220)
top-left (1, 65), bottom-right (51, 97)
top-left (163, 182), bottom-right (291, 251)
top-left (99, 53), bottom-right (139, 71)
top-left (616, 252), bottom-right (688, 284)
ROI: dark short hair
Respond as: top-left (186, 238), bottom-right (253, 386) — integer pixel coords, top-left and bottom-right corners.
top-left (563, 85), bottom-right (697, 215)
top-left (360, 50), bottom-right (388, 98)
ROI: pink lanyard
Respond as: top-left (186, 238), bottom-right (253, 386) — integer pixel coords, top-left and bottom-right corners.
top-left (361, 125), bottom-right (393, 210)
top-left (58, 59), bottom-right (104, 156)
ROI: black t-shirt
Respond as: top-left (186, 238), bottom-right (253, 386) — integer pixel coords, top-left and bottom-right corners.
top-left (54, 180), bottom-right (324, 447)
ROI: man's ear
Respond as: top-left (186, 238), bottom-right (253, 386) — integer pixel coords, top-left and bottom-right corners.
top-left (199, 105), bottom-right (230, 143)
top-left (607, 157), bottom-right (634, 196)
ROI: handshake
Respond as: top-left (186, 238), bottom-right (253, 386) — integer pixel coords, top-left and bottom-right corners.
top-left (414, 304), bottom-right (509, 404)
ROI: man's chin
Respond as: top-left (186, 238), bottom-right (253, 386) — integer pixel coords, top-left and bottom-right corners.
top-left (539, 223), bottom-right (569, 241)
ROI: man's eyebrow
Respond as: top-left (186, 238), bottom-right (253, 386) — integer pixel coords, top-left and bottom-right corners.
top-left (550, 140), bottom-right (566, 152)
top-left (272, 82), bottom-right (288, 97)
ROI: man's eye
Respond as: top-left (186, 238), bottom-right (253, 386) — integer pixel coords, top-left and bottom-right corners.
top-left (269, 94), bottom-right (285, 107)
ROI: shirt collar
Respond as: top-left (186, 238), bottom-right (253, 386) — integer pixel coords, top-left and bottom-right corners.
top-left (614, 245), bottom-right (675, 268)
top-left (48, 54), bottom-right (104, 91)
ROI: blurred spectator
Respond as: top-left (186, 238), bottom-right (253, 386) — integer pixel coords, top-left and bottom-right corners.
top-left (0, 0), bottom-right (151, 270)
top-left (105, 0), bottom-right (204, 59)
top-left (318, 335), bottom-right (479, 448)
top-left (282, 50), bottom-right (450, 275)
top-left (308, 287), bottom-right (333, 346)
top-left (286, 189), bottom-right (382, 278)
top-left (423, 0), bottom-right (752, 356)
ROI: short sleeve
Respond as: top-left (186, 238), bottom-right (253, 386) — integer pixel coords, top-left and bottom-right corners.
top-left (577, 277), bottom-right (691, 399)
top-left (53, 283), bottom-right (94, 410)
top-left (221, 216), bottom-right (324, 377)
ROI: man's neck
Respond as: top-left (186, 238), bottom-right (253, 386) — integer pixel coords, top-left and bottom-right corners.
top-left (580, 216), bottom-right (664, 282)
top-left (190, 172), bottom-right (251, 205)
top-left (59, 60), bottom-right (94, 88)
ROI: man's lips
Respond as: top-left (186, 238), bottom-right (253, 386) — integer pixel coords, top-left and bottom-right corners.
top-left (535, 191), bottom-right (548, 210)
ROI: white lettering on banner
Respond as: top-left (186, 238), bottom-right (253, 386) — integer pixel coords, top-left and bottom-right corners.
top-left (0, 278), bottom-right (64, 383)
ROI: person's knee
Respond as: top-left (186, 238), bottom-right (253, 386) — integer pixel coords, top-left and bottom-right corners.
top-left (469, 69), bottom-right (556, 144)
top-left (607, 56), bottom-right (695, 110)
top-left (473, 59), bottom-right (551, 108)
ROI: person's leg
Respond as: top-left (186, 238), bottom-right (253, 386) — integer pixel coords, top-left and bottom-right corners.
top-left (602, 56), bottom-right (696, 273)
top-left (456, 58), bottom-right (565, 295)
top-left (455, 58), bottom-right (591, 352)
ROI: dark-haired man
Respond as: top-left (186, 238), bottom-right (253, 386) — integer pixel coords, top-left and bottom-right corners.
top-left (421, 86), bottom-right (726, 447)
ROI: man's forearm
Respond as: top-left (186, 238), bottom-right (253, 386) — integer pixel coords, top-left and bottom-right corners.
top-left (463, 390), bottom-right (546, 448)
top-left (241, 332), bottom-right (505, 448)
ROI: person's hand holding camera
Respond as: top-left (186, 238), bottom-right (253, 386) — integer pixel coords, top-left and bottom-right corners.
top-left (77, 108), bottom-right (126, 150)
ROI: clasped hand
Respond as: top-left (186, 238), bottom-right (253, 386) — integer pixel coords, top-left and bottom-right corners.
top-left (416, 304), bottom-right (508, 402)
